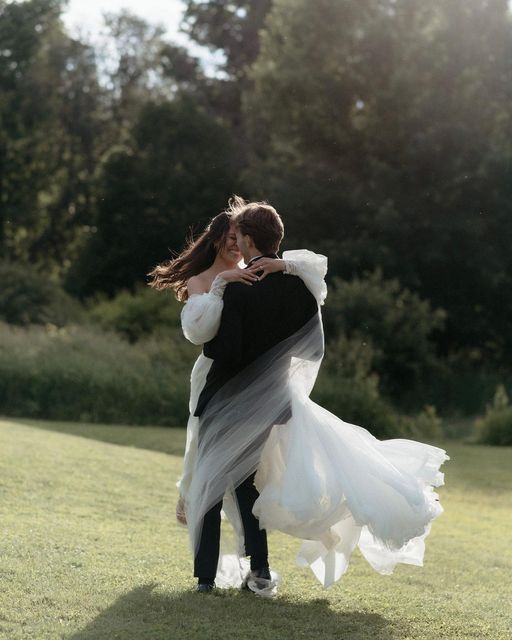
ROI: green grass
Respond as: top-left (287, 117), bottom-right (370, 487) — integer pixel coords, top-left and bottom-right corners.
top-left (5, 416), bottom-right (187, 456)
top-left (1, 417), bottom-right (511, 640)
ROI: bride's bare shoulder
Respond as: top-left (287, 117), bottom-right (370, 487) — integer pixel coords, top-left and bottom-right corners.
top-left (187, 273), bottom-right (210, 296)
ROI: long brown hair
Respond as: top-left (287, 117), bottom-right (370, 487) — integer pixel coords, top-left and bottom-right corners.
top-left (147, 196), bottom-right (247, 301)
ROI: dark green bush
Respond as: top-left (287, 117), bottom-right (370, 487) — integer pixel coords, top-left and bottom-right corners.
top-left (312, 333), bottom-right (399, 438)
top-left (0, 260), bottom-right (84, 327)
top-left (312, 333), bottom-right (445, 440)
top-left (396, 405), bottom-right (444, 441)
top-left (322, 268), bottom-right (446, 405)
top-left (474, 385), bottom-right (512, 446)
top-left (312, 372), bottom-right (398, 439)
top-left (84, 284), bottom-right (182, 342)
top-left (475, 409), bottom-right (512, 446)
top-left (396, 365), bottom-right (512, 417)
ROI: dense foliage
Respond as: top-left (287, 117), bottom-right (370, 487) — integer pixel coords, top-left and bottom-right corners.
top-left (1, 0), bottom-right (511, 433)
top-left (0, 319), bottom-right (195, 426)
top-left (245, 0), bottom-right (512, 368)
top-left (474, 385), bottom-right (512, 446)
top-left (0, 261), bottom-right (83, 326)
top-left (322, 269), bottom-right (446, 402)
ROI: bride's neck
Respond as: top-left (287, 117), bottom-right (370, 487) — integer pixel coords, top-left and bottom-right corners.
top-left (210, 254), bottom-right (238, 273)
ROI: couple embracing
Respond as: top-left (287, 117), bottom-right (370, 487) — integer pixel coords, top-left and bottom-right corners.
top-left (148, 196), bottom-right (449, 596)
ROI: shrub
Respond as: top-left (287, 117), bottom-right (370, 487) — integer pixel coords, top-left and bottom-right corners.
top-left (84, 284), bottom-right (182, 343)
top-left (0, 260), bottom-right (84, 327)
top-left (312, 333), bottom-right (399, 438)
top-left (397, 404), bottom-right (444, 441)
top-left (322, 268), bottom-right (446, 404)
top-left (0, 321), bottom-right (198, 426)
top-left (400, 364), bottom-right (512, 417)
top-left (474, 384), bottom-right (512, 446)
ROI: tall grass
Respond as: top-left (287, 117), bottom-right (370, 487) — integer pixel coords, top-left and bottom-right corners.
top-left (0, 321), bottom-right (198, 426)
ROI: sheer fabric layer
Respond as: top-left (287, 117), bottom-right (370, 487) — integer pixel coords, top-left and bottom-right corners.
top-left (178, 250), bottom-right (328, 495)
top-left (253, 401), bottom-right (447, 587)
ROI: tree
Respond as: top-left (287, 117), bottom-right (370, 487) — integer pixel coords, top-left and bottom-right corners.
top-left (181, 0), bottom-right (273, 80)
top-left (28, 30), bottom-right (105, 268)
top-left (0, 0), bottom-right (64, 258)
top-left (97, 10), bottom-right (194, 139)
top-left (0, 0), bottom-right (110, 272)
top-left (180, 0), bottom-right (274, 172)
top-left (243, 0), bottom-right (512, 365)
top-left (64, 97), bottom-right (237, 297)
top-left (323, 269), bottom-right (446, 404)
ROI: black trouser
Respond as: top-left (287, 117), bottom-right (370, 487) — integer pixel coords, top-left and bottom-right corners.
top-left (193, 470), bottom-right (269, 580)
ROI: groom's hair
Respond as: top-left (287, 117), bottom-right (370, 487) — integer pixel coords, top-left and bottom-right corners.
top-left (230, 196), bottom-right (284, 254)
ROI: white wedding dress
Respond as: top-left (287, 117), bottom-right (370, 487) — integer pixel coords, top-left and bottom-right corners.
top-left (177, 250), bottom-right (449, 590)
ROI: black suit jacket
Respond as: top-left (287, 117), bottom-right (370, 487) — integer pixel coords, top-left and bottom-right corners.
top-left (194, 255), bottom-right (319, 418)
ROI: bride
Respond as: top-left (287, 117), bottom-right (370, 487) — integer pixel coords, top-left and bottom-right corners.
top-left (148, 196), bottom-right (449, 592)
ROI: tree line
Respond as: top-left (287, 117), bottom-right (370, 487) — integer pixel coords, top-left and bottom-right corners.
top-left (2, 0), bottom-right (512, 390)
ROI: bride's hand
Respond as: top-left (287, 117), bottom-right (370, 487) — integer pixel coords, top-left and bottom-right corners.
top-left (218, 266), bottom-right (260, 285)
top-left (176, 495), bottom-right (187, 526)
top-left (246, 258), bottom-right (286, 280)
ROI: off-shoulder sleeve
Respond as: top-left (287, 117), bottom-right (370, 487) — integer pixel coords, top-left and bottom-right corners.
top-left (282, 249), bottom-right (328, 306)
top-left (180, 275), bottom-right (228, 345)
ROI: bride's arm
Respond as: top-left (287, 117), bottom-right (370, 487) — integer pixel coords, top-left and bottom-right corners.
top-left (181, 267), bottom-right (259, 345)
top-left (180, 275), bottom-right (227, 345)
top-left (282, 249), bottom-right (328, 306)
top-left (247, 250), bottom-right (328, 306)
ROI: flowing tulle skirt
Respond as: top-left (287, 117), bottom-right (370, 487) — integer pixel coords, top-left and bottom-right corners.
top-left (255, 396), bottom-right (448, 587)
top-left (194, 394), bottom-right (448, 590)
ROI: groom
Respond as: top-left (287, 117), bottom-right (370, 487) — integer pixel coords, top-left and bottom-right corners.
top-left (193, 201), bottom-right (319, 593)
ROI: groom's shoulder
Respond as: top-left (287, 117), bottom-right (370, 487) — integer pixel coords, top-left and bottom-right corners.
top-left (280, 270), bottom-right (313, 296)
top-left (225, 271), bottom-right (312, 301)
top-left (258, 272), bottom-right (316, 309)
top-left (224, 272), bottom-right (287, 302)
top-left (224, 281), bottom-right (252, 301)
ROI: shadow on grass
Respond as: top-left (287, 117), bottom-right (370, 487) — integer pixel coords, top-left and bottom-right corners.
top-left (68, 583), bottom-right (403, 640)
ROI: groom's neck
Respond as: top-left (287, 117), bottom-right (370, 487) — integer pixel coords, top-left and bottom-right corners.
top-left (245, 247), bottom-right (264, 261)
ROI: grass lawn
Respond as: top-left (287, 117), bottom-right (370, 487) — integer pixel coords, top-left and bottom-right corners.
top-left (1, 416), bottom-right (511, 639)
